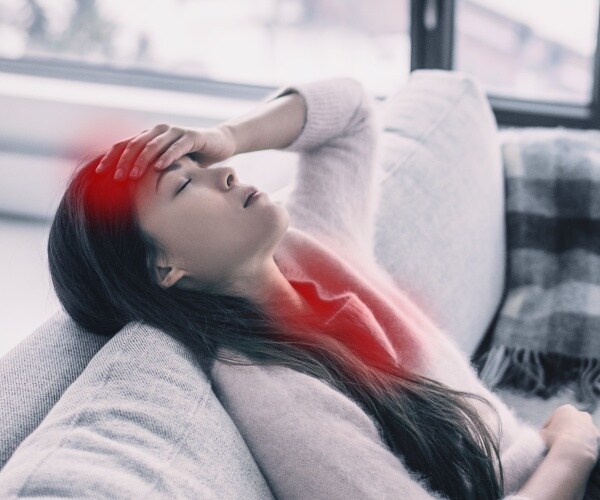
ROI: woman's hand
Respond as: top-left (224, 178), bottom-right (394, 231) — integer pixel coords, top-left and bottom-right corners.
top-left (515, 405), bottom-right (600, 500)
top-left (539, 404), bottom-right (600, 465)
top-left (95, 123), bottom-right (237, 180)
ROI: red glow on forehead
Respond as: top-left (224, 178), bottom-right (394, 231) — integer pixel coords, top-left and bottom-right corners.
top-left (80, 157), bottom-right (136, 224)
top-left (63, 116), bottom-right (198, 223)
top-left (62, 114), bottom-right (148, 224)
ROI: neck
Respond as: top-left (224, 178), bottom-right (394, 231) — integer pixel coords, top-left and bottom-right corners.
top-left (258, 257), bottom-right (314, 318)
top-left (227, 254), bottom-right (312, 322)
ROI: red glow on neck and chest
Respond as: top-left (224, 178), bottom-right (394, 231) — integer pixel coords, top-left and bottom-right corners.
top-left (265, 277), bottom-right (399, 373)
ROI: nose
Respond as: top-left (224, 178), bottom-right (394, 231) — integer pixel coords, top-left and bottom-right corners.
top-left (220, 166), bottom-right (237, 190)
top-left (224, 167), bottom-right (239, 187)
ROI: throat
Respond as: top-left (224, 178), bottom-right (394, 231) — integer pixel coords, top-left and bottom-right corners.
top-left (260, 277), bottom-right (316, 326)
top-left (276, 281), bottom-right (315, 318)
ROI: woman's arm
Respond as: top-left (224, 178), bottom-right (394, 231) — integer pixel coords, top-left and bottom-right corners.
top-left (507, 404), bottom-right (600, 500)
top-left (97, 78), bottom-right (380, 256)
top-left (365, 260), bottom-right (599, 499)
top-left (222, 77), bottom-right (381, 259)
top-left (218, 91), bottom-right (307, 154)
top-left (512, 438), bottom-right (596, 500)
top-left (211, 350), bottom-right (449, 500)
top-left (94, 90), bottom-right (307, 178)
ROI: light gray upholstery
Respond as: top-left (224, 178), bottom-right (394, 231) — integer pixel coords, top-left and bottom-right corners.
top-left (0, 320), bottom-right (273, 498)
top-left (0, 311), bottom-right (108, 469)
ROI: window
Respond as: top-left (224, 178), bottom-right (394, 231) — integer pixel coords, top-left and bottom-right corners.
top-left (0, 1), bottom-right (416, 355)
top-left (0, 0), bottom-right (411, 97)
top-left (454, 0), bottom-right (599, 104)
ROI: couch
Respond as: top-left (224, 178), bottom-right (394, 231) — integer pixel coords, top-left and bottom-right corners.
top-left (1, 69), bottom-right (597, 497)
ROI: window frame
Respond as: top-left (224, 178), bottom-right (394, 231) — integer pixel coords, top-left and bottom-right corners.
top-left (410, 0), bottom-right (600, 129)
top-left (0, 56), bottom-right (269, 101)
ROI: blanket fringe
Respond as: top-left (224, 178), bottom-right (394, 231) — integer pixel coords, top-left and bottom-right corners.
top-left (475, 345), bottom-right (600, 412)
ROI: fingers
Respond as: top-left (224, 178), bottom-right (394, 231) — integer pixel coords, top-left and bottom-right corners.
top-left (114, 126), bottom-right (170, 180)
top-left (94, 124), bottom-right (204, 181)
top-left (153, 132), bottom-right (198, 170)
top-left (95, 124), bottom-right (180, 181)
top-left (131, 127), bottom-right (187, 178)
top-left (95, 134), bottom-right (139, 174)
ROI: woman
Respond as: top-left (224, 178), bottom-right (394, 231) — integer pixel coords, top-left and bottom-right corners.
top-left (48, 77), bottom-right (599, 500)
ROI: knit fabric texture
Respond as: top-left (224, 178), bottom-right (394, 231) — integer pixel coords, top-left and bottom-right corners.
top-left (210, 76), bottom-right (548, 499)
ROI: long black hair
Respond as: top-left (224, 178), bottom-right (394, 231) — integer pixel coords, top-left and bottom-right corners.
top-left (48, 154), bottom-right (505, 499)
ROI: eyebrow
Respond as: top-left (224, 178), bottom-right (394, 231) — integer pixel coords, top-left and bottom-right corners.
top-left (155, 162), bottom-right (182, 194)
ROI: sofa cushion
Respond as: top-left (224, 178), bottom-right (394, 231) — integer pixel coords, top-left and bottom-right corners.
top-left (0, 311), bottom-right (109, 470)
top-left (0, 321), bottom-right (273, 499)
top-left (371, 69), bottom-right (506, 357)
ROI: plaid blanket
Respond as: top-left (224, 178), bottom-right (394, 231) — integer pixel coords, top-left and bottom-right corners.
top-left (475, 127), bottom-right (600, 409)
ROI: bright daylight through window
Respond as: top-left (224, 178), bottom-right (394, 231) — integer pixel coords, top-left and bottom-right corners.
top-left (455, 0), bottom-right (599, 104)
top-left (0, 0), bottom-right (411, 96)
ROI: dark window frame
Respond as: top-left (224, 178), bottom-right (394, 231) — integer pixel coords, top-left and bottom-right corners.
top-left (410, 0), bottom-right (600, 129)
top-left (0, 1), bottom-right (597, 128)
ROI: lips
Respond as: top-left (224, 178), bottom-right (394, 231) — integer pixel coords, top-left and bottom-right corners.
top-left (243, 187), bottom-right (259, 208)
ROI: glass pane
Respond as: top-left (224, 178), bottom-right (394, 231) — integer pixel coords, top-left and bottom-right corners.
top-left (0, 0), bottom-right (410, 96)
top-left (455, 0), bottom-right (598, 103)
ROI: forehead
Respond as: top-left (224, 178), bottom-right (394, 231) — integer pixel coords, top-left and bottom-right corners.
top-left (129, 155), bottom-right (197, 215)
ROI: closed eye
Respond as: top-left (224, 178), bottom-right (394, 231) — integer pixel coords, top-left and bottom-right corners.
top-left (176, 178), bottom-right (191, 195)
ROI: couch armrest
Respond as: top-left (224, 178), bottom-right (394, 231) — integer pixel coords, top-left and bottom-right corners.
top-left (0, 310), bottom-right (108, 470)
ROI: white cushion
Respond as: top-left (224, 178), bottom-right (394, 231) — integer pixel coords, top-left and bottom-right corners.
top-left (0, 320), bottom-right (273, 499)
top-left (371, 70), bottom-right (505, 356)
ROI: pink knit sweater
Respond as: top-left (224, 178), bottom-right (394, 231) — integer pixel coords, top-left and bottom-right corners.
top-left (210, 77), bottom-right (546, 500)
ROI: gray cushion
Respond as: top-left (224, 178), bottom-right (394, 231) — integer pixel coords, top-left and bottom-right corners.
top-left (0, 311), bottom-right (109, 470)
top-left (0, 320), bottom-right (273, 498)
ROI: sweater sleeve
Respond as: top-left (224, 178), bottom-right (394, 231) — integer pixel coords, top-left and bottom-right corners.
top-left (263, 77), bottom-right (381, 259)
top-left (357, 260), bottom-right (549, 497)
top-left (210, 350), bottom-right (535, 500)
top-left (404, 302), bottom-right (548, 497)
top-left (210, 351), bottom-right (446, 500)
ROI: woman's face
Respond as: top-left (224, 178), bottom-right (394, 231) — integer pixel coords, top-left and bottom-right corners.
top-left (131, 155), bottom-right (289, 290)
